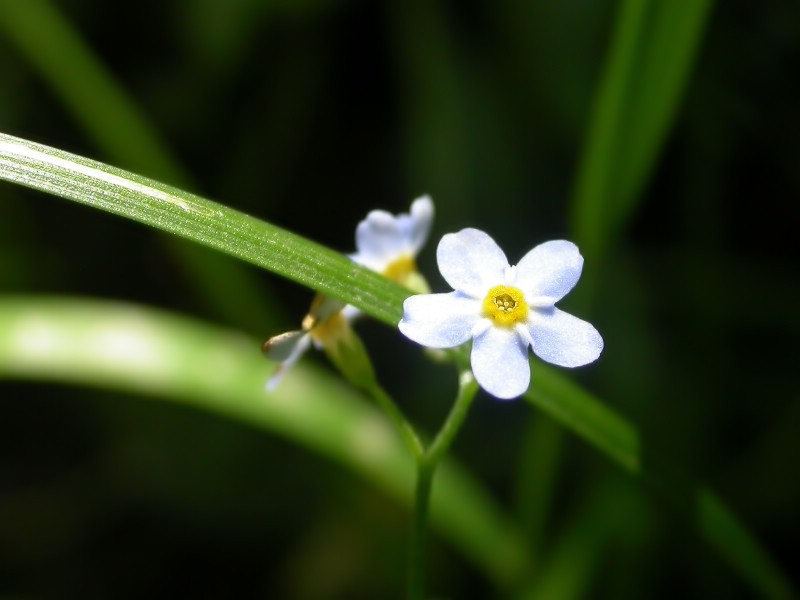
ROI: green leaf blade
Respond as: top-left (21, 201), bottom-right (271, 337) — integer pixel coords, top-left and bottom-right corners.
top-left (0, 296), bottom-right (530, 587)
top-left (0, 132), bottom-right (408, 326)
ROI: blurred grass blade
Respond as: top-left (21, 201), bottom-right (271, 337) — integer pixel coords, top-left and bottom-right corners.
top-left (527, 365), bottom-right (794, 600)
top-left (0, 0), bottom-right (279, 330)
top-left (387, 0), bottom-right (472, 210)
top-left (571, 0), bottom-right (715, 263)
top-left (0, 297), bottom-right (529, 588)
top-left (0, 0), bottom-right (184, 183)
top-left (618, 2), bottom-right (715, 216)
top-left (570, 0), bottom-right (648, 262)
top-left (0, 132), bottom-right (408, 325)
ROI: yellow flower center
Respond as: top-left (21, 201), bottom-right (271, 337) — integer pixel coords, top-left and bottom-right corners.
top-left (382, 255), bottom-right (416, 283)
top-left (309, 312), bottom-right (348, 344)
top-left (482, 285), bottom-right (528, 327)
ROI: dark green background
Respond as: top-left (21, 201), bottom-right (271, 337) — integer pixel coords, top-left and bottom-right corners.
top-left (1, 0), bottom-right (798, 597)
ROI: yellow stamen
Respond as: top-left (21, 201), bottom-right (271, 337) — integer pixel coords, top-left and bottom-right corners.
top-left (482, 285), bottom-right (528, 327)
top-left (309, 312), bottom-right (348, 344)
top-left (382, 254), bottom-right (417, 283)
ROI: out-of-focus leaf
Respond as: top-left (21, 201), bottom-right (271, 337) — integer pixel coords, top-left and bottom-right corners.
top-left (527, 365), bottom-right (794, 600)
top-left (0, 296), bottom-right (530, 587)
top-left (0, 0), bottom-right (279, 330)
top-left (571, 0), bottom-right (715, 265)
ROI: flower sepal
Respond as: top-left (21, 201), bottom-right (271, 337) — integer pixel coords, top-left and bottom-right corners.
top-left (320, 316), bottom-right (379, 392)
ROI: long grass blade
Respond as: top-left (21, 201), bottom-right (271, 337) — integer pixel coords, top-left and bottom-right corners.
top-left (0, 296), bottom-right (529, 587)
top-left (0, 132), bottom-right (408, 325)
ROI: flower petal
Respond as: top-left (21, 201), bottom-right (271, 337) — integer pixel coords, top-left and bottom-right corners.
top-left (354, 209), bottom-right (406, 269)
top-left (437, 228), bottom-right (508, 297)
top-left (308, 294), bottom-right (348, 326)
top-left (398, 292), bottom-right (479, 348)
top-left (515, 240), bottom-right (583, 302)
top-left (406, 195), bottom-right (434, 256)
top-left (471, 326), bottom-right (531, 400)
top-left (527, 307), bottom-right (603, 367)
top-left (353, 197), bottom-right (434, 270)
top-left (263, 330), bottom-right (308, 362)
top-left (263, 331), bottom-right (312, 390)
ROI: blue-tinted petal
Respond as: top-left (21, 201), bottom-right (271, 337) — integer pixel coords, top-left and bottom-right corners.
top-left (354, 209), bottom-right (406, 269)
top-left (406, 195), bottom-right (434, 256)
top-left (515, 240), bottom-right (583, 302)
top-left (471, 326), bottom-right (531, 400)
top-left (437, 228), bottom-right (508, 298)
top-left (352, 197), bottom-right (434, 270)
top-left (264, 331), bottom-right (312, 390)
top-left (527, 307), bottom-right (603, 367)
top-left (398, 291), bottom-right (479, 348)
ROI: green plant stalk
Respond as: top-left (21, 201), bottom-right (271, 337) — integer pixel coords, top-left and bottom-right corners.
top-left (408, 371), bottom-right (478, 600)
top-left (314, 316), bottom-right (424, 458)
top-left (367, 382), bottom-right (424, 459)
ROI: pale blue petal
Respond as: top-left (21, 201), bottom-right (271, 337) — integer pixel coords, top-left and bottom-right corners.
top-left (398, 292), bottom-right (479, 348)
top-left (353, 197), bottom-right (434, 270)
top-left (515, 240), bottom-right (583, 302)
top-left (407, 195), bottom-right (434, 256)
top-left (263, 330), bottom-right (307, 362)
top-left (340, 304), bottom-right (361, 322)
top-left (354, 209), bottom-right (406, 269)
top-left (264, 331), bottom-right (312, 390)
top-left (527, 307), bottom-right (603, 367)
top-left (309, 295), bottom-right (347, 324)
top-left (471, 326), bottom-right (531, 400)
top-left (437, 228), bottom-right (508, 298)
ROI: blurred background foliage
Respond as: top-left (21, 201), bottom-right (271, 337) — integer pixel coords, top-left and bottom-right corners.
top-left (1, 0), bottom-right (798, 597)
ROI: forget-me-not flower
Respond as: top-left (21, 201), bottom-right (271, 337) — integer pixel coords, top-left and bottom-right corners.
top-left (264, 195), bottom-right (434, 389)
top-left (398, 228), bottom-right (603, 400)
top-left (350, 195), bottom-right (434, 294)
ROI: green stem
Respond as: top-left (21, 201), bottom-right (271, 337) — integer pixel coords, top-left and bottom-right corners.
top-left (408, 370), bottom-right (479, 600)
top-left (408, 462), bottom-right (435, 600)
top-left (366, 381), bottom-right (424, 459)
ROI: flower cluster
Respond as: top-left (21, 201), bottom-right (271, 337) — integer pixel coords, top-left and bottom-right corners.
top-left (265, 195), bottom-right (602, 401)
top-left (398, 228), bottom-right (603, 399)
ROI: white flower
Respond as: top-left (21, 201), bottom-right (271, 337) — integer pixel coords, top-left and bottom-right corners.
top-left (350, 195), bottom-right (434, 292)
top-left (264, 195), bottom-right (434, 389)
top-left (398, 228), bottom-right (603, 400)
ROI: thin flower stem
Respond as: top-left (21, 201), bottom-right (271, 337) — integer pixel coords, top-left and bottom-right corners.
top-left (408, 462), bottom-right (434, 600)
top-left (407, 370), bottom-right (479, 600)
top-left (366, 382), bottom-right (424, 459)
top-left (425, 370), bottom-right (478, 465)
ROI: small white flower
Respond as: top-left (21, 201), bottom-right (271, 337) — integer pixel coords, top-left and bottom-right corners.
top-left (398, 228), bottom-right (603, 400)
top-left (350, 195), bottom-right (434, 292)
top-left (264, 196), bottom-right (434, 389)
